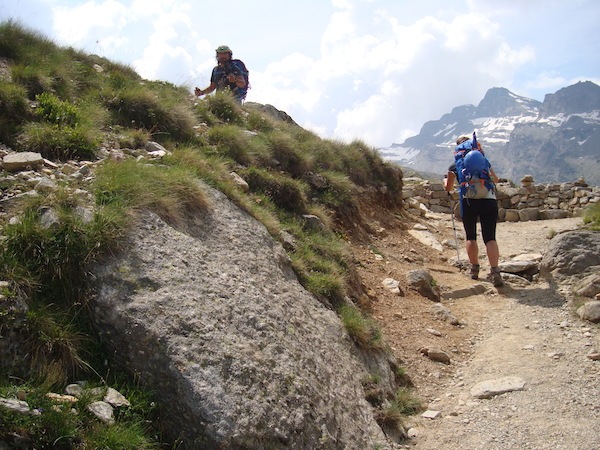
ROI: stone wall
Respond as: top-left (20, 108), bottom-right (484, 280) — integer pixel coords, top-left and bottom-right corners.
top-left (403, 175), bottom-right (600, 222)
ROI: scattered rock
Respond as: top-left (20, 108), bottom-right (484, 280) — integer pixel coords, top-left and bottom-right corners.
top-left (433, 304), bottom-right (460, 325)
top-left (501, 273), bottom-right (531, 287)
top-left (498, 260), bottom-right (539, 281)
top-left (145, 141), bottom-right (168, 154)
top-left (104, 387), bottom-right (130, 407)
top-left (65, 384), bottom-right (83, 397)
top-left (230, 171), bottom-right (249, 192)
top-left (421, 410), bottom-right (442, 419)
top-left (46, 393), bottom-right (77, 404)
top-left (302, 214), bottom-right (326, 231)
top-left (0, 398), bottom-right (31, 414)
top-left (442, 283), bottom-right (486, 299)
top-left (426, 328), bottom-right (443, 337)
top-left (406, 269), bottom-right (441, 302)
top-left (512, 253), bottom-right (543, 262)
top-left (573, 273), bottom-right (600, 298)
top-left (382, 277), bottom-right (403, 295)
top-left (577, 300), bottom-right (600, 323)
top-left (87, 401), bottom-right (115, 425)
top-left (408, 229), bottom-right (444, 252)
top-left (470, 376), bottom-right (526, 399)
top-left (2, 152), bottom-right (43, 172)
top-left (420, 347), bottom-right (451, 364)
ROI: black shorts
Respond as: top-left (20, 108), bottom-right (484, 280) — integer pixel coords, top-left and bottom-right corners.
top-left (461, 198), bottom-right (498, 243)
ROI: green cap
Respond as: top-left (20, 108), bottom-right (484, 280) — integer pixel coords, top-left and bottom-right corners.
top-left (215, 45), bottom-right (232, 53)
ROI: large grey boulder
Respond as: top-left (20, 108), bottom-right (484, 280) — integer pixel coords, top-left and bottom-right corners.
top-left (91, 187), bottom-right (393, 449)
top-left (540, 230), bottom-right (600, 284)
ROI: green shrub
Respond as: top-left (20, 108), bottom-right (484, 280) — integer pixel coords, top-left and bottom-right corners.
top-left (314, 171), bottom-right (355, 206)
top-left (23, 303), bottom-right (88, 386)
top-left (18, 121), bottom-right (99, 160)
top-left (0, 80), bottom-right (30, 144)
top-left (204, 91), bottom-right (244, 124)
top-left (106, 83), bottom-right (195, 142)
top-left (391, 387), bottom-right (423, 415)
top-left (0, 21), bottom-right (59, 65)
top-left (244, 167), bottom-right (308, 214)
top-left (116, 127), bottom-right (151, 149)
top-left (583, 202), bottom-right (600, 230)
top-left (35, 92), bottom-right (81, 126)
top-left (0, 198), bottom-right (125, 303)
top-left (245, 109), bottom-right (275, 132)
top-left (206, 124), bottom-right (252, 165)
top-left (266, 131), bottom-right (309, 177)
top-left (11, 64), bottom-right (53, 99)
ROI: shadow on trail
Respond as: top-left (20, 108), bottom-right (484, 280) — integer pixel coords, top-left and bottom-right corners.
top-left (498, 283), bottom-right (566, 308)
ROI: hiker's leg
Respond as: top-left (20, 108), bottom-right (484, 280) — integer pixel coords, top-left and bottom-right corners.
top-left (466, 240), bottom-right (479, 265)
top-left (461, 199), bottom-right (479, 265)
top-left (480, 199), bottom-right (499, 267)
top-left (485, 240), bottom-right (500, 267)
top-left (480, 199), bottom-right (504, 286)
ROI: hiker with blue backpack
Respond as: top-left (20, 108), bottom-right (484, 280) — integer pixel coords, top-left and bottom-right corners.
top-left (443, 132), bottom-right (504, 287)
top-left (195, 45), bottom-right (249, 103)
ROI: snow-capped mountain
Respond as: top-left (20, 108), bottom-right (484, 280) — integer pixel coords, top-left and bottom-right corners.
top-left (379, 81), bottom-right (600, 185)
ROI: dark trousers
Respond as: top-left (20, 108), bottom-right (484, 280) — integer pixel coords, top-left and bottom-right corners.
top-left (461, 198), bottom-right (498, 243)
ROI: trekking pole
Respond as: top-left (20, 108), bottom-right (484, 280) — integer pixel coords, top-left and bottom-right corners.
top-left (448, 192), bottom-right (463, 272)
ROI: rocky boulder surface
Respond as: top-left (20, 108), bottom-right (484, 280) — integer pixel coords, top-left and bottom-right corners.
top-left (91, 185), bottom-right (395, 449)
top-left (540, 230), bottom-right (600, 284)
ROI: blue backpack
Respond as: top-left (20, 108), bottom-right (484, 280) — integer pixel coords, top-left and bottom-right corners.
top-left (454, 132), bottom-right (495, 201)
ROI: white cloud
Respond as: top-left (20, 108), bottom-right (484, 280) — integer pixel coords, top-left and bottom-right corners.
top-left (6, 0), bottom-right (595, 149)
top-left (53, 0), bottom-right (128, 44)
top-left (249, 54), bottom-right (321, 112)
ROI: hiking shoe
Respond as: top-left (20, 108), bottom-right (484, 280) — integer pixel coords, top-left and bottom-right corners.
top-left (489, 267), bottom-right (504, 287)
top-left (470, 264), bottom-right (480, 280)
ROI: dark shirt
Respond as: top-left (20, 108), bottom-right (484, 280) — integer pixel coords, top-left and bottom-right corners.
top-left (210, 60), bottom-right (247, 100)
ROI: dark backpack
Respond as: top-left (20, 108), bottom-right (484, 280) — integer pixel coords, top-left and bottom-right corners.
top-left (454, 132), bottom-right (495, 200)
top-left (231, 59), bottom-right (250, 90)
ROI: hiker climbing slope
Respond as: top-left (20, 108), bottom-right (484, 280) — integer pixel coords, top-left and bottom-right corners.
top-left (195, 45), bottom-right (249, 103)
top-left (443, 132), bottom-right (504, 287)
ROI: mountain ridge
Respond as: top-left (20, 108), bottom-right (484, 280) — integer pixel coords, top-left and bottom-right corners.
top-left (379, 81), bottom-right (600, 185)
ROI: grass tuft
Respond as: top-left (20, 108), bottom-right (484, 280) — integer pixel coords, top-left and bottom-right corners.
top-left (339, 304), bottom-right (384, 350)
top-left (94, 159), bottom-right (210, 227)
top-left (583, 202), bottom-right (600, 230)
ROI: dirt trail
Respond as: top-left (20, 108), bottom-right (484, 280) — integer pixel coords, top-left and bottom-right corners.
top-left (352, 213), bottom-right (600, 449)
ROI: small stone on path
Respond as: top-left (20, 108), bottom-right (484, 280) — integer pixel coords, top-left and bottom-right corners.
top-left (470, 376), bottom-right (526, 399)
top-left (421, 410), bottom-right (442, 419)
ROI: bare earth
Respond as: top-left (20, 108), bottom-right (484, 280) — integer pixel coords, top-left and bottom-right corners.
top-left (351, 212), bottom-right (600, 449)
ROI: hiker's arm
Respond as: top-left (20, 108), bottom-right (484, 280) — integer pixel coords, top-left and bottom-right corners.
top-left (489, 168), bottom-right (500, 184)
top-left (443, 171), bottom-right (455, 192)
top-left (225, 72), bottom-right (246, 88)
top-left (234, 74), bottom-right (246, 88)
top-left (195, 82), bottom-right (217, 97)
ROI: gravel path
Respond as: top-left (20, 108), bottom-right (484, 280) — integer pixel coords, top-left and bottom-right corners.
top-left (406, 218), bottom-right (600, 449)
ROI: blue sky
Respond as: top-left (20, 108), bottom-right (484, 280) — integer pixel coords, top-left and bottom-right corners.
top-left (2, 0), bottom-right (599, 147)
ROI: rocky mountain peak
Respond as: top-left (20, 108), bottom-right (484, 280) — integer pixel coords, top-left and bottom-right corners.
top-left (378, 81), bottom-right (600, 185)
top-left (477, 87), bottom-right (541, 118)
top-left (540, 80), bottom-right (600, 117)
